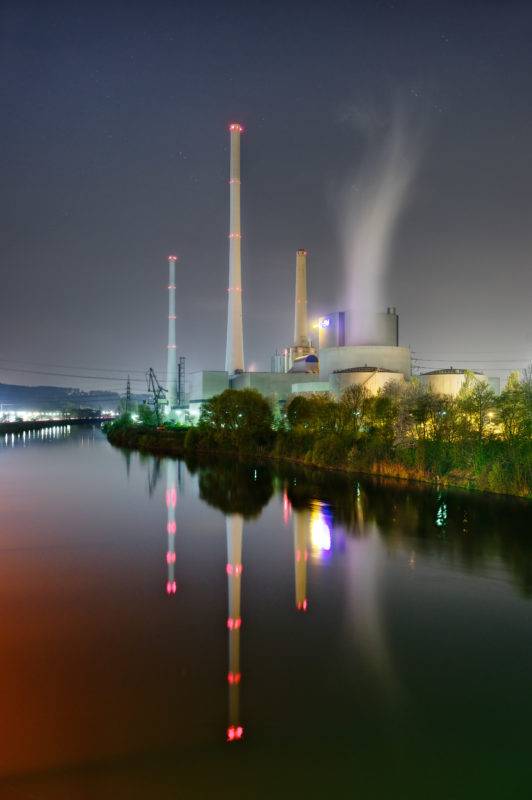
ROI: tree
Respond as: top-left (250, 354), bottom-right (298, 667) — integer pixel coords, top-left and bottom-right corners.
top-left (138, 403), bottom-right (157, 426)
top-left (199, 389), bottom-right (273, 451)
top-left (338, 384), bottom-right (369, 437)
top-left (457, 371), bottom-right (495, 441)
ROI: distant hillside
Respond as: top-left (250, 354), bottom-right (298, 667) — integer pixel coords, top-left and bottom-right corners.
top-left (0, 382), bottom-right (146, 412)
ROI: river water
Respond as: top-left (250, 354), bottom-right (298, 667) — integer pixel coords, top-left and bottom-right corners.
top-left (1, 425), bottom-right (531, 798)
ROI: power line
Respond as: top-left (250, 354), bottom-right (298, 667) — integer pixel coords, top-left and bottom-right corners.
top-left (0, 365), bottom-right (152, 384)
top-left (0, 356), bottom-right (160, 374)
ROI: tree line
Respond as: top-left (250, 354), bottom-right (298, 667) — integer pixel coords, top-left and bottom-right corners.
top-left (184, 369), bottom-right (532, 496)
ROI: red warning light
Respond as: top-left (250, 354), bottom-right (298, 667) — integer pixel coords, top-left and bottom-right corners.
top-left (303, 599), bottom-right (307, 611)
top-left (229, 123), bottom-right (243, 132)
top-left (168, 255), bottom-right (178, 261)
top-left (227, 725), bottom-right (243, 741)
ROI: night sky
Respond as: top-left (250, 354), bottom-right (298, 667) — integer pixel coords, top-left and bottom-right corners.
top-left (1, 0), bottom-right (531, 393)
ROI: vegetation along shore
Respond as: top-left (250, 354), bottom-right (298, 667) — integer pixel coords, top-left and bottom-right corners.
top-left (106, 371), bottom-right (532, 498)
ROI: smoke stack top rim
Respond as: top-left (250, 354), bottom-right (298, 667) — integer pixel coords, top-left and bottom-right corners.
top-left (168, 255), bottom-right (178, 261)
top-left (229, 123), bottom-right (243, 132)
top-left (297, 249), bottom-right (308, 256)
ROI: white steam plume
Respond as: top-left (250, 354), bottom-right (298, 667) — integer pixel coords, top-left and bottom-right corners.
top-left (340, 100), bottom-right (425, 344)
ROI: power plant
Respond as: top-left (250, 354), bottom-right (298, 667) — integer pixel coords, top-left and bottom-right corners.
top-left (164, 123), bottom-right (502, 419)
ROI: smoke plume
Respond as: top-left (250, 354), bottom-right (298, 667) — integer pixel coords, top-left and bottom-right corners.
top-left (340, 98), bottom-right (425, 344)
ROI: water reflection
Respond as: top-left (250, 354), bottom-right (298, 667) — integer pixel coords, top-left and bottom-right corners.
top-left (226, 514), bottom-right (244, 741)
top-left (293, 509), bottom-right (308, 612)
top-left (192, 456), bottom-right (274, 518)
top-left (0, 423), bottom-right (80, 448)
top-left (2, 431), bottom-right (532, 795)
top-left (166, 460), bottom-right (178, 595)
top-left (309, 500), bottom-right (332, 560)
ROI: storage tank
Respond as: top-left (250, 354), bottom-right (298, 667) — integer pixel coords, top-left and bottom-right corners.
top-left (420, 369), bottom-right (489, 396)
top-left (329, 367), bottom-right (404, 398)
top-left (319, 345), bottom-right (411, 381)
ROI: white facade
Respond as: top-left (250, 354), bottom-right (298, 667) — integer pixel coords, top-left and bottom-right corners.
top-left (319, 345), bottom-right (411, 380)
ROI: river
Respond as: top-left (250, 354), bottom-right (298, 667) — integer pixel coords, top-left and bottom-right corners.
top-left (1, 425), bottom-right (531, 798)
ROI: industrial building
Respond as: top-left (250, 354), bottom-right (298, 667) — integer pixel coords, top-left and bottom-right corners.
top-left (162, 123), bottom-right (501, 419)
top-left (420, 368), bottom-right (500, 397)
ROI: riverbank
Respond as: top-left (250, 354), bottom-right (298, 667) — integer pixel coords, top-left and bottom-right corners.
top-left (106, 424), bottom-right (189, 456)
top-left (106, 424), bottom-right (531, 499)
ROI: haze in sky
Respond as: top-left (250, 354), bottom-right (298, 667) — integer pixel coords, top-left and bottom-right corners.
top-left (1, 0), bottom-right (531, 392)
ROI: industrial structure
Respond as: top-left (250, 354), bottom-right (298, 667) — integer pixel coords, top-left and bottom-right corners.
top-left (160, 123), bottom-right (503, 414)
top-left (225, 124), bottom-right (245, 376)
top-left (166, 256), bottom-right (178, 412)
top-left (420, 368), bottom-right (500, 397)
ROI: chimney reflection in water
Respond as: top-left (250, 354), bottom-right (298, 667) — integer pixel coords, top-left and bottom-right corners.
top-left (226, 514), bottom-right (244, 742)
top-left (293, 509), bottom-right (309, 612)
top-left (165, 460), bottom-right (178, 595)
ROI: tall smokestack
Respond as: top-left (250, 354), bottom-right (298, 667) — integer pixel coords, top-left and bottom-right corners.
top-left (166, 255), bottom-right (178, 409)
top-left (225, 124), bottom-right (244, 375)
top-left (294, 249), bottom-right (309, 348)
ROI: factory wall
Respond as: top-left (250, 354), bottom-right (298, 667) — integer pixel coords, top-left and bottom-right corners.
top-left (290, 381), bottom-right (330, 395)
top-left (230, 372), bottom-right (319, 403)
top-left (189, 370), bottom-right (229, 403)
top-left (319, 346), bottom-right (411, 380)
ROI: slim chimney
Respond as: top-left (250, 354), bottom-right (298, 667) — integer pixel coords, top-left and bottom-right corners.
top-left (225, 124), bottom-right (244, 375)
top-left (166, 256), bottom-right (178, 408)
top-left (294, 249), bottom-right (309, 348)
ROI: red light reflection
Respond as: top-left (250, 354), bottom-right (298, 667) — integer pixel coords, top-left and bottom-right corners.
top-left (227, 725), bottom-right (244, 741)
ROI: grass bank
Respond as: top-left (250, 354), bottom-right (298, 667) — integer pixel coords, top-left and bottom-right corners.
top-left (106, 423), bottom-right (531, 499)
